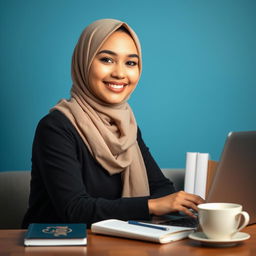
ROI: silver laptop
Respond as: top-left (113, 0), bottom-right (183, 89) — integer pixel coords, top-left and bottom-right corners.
top-left (207, 131), bottom-right (256, 225)
top-left (150, 131), bottom-right (256, 227)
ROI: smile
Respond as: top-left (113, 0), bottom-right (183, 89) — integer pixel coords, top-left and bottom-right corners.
top-left (104, 82), bottom-right (127, 93)
top-left (109, 84), bottom-right (124, 89)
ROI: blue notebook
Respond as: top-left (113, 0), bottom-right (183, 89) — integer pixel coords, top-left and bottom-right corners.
top-left (24, 223), bottom-right (87, 246)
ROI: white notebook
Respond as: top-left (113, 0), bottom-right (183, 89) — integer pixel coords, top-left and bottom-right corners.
top-left (91, 219), bottom-right (195, 244)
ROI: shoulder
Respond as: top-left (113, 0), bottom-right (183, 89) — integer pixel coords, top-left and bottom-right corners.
top-left (38, 110), bottom-right (74, 130)
top-left (35, 110), bottom-right (79, 141)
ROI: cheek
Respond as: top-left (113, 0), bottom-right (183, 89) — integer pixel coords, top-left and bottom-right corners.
top-left (128, 69), bottom-right (140, 84)
top-left (89, 63), bottom-right (111, 81)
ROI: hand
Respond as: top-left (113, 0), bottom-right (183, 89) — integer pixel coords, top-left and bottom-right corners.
top-left (148, 191), bottom-right (205, 217)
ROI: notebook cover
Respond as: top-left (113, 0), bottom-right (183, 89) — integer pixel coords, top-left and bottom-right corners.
top-left (25, 223), bottom-right (87, 239)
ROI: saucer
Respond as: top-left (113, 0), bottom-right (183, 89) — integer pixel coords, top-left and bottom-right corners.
top-left (188, 232), bottom-right (250, 247)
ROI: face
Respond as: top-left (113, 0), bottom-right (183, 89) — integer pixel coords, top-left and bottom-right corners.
top-left (88, 31), bottom-right (140, 104)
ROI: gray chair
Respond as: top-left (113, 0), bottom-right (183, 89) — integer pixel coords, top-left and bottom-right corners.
top-left (161, 168), bottom-right (185, 191)
top-left (0, 171), bottom-right (31, 229)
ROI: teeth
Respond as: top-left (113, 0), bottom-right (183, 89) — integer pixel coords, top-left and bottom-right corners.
top-left (108, 84), bottom-right (124, 89)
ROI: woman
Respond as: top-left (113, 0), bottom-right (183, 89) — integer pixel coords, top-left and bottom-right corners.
top-left (22, 19), bottom-right (203, 228)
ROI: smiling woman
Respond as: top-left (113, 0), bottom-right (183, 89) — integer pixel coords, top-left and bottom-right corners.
top-left (22, 19), bottom-right (204, 229)
top-left (88, 30), bottom-right (140, 104)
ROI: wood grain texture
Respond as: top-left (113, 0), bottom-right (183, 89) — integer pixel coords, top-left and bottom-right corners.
top-left (0, 225), bottom-right (255, 256)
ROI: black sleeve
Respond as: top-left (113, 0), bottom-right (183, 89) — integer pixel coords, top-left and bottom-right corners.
top-left (137, 128), bottom-right (177, 198)
top-left (31, 112), bottom-right (151, 225)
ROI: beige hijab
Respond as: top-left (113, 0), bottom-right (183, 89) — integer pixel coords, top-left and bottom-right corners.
top-left (52, 19), bottom-right (149, 197)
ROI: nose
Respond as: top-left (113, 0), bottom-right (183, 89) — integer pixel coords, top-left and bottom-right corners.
top-left (111, 63), bottom-right (125, 79)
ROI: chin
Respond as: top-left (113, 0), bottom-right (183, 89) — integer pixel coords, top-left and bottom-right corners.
top-left (102, 94), bottom-right (129, 105)
top-left (105, 98), bottom-right (125, 104)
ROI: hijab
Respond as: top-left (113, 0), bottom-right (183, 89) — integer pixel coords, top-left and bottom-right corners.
top-left (52, 19), bottom-right (149, 197)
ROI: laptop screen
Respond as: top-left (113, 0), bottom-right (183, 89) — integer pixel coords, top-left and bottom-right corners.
top-left (206, 131), bottom-right (256, 225)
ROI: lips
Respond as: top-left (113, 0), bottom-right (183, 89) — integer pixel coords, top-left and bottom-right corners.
top-left (104, 81), bottom-right (128, 93)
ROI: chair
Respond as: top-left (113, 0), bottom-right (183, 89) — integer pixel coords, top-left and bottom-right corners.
top-left (0, 171), bottom-right (31, 229)
top-left (161, 168), bottom-right (185, 191)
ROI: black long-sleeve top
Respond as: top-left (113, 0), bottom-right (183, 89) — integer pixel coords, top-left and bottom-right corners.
top-left (22, 110), bottom-right (176, 228)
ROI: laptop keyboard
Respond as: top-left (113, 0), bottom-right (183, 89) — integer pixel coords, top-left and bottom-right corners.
top-left (150, 214), bottom-right (199, 228)
top-left (163, 216), bottom-right (198, 228)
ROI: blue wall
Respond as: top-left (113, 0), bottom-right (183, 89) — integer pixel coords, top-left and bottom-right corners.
top-left (1, 0), bottom-right (255, 171)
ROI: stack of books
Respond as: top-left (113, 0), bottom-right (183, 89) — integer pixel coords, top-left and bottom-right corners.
top-left (184, 152), bottom-right (218, 199)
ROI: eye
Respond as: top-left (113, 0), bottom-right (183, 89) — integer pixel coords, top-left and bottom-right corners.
top-left (126, 61), bottom-right (138, 67)
top-left (100, 57), bottom-right (113, 64)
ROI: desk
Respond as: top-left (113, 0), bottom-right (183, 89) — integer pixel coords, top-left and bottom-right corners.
top-left (0, 225), bottom-right (255, 256)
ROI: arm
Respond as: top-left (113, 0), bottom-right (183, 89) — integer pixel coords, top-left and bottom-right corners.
top-left (31, 111), bottom-right (150, 225)
top-left (137, 128), bottom-right (204, 217)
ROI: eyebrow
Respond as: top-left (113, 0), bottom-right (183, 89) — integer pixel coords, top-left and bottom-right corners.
top-left (97, 50), bottom-right (139, 59)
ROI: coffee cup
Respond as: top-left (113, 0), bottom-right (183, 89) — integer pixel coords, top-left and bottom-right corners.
top-left (198, 203), bottom-right (250, 240)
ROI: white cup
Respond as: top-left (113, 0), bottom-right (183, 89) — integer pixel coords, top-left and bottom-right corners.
top-left (198, 203), bottom-right (250, 240)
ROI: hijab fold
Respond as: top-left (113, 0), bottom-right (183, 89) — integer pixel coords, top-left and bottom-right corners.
top-left (52, 19), bottom-right (149, 197)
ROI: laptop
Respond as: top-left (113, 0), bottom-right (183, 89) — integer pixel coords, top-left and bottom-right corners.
top-left (206, 131), bottom-right (256, 225)
top-left (152, 131), bottom-right (256, 227)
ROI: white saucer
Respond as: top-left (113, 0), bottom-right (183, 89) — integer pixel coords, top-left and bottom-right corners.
top-left (188, 232), bottom-right (250, 247)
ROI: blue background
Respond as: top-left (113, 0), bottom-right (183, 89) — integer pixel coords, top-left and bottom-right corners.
top-left (1, 0), bottom-right (255, 171)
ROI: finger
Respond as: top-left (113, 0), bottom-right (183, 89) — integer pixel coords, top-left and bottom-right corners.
top-left (179, 206), bottom-right (196, 218)
top-left (183, 193), bottom-right (205, 205)
top-left (181, 200), bottom-right (199, 214)
top-left (174, 193), bottom-right (202, 209)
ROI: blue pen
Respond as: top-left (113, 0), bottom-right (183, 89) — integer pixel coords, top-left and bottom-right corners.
top-left (128, 220), bottom-right (169, 231)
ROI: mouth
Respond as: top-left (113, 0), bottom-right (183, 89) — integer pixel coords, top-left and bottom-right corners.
top-left (104, 81), bottom-right (128, 93)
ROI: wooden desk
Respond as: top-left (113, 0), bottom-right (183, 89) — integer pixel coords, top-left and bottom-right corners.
top-left (0, 225), bottom-right (255, 256)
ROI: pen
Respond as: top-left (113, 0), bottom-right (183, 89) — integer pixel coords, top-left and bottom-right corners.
top-left (128, 220), bottom-right (169, 231)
